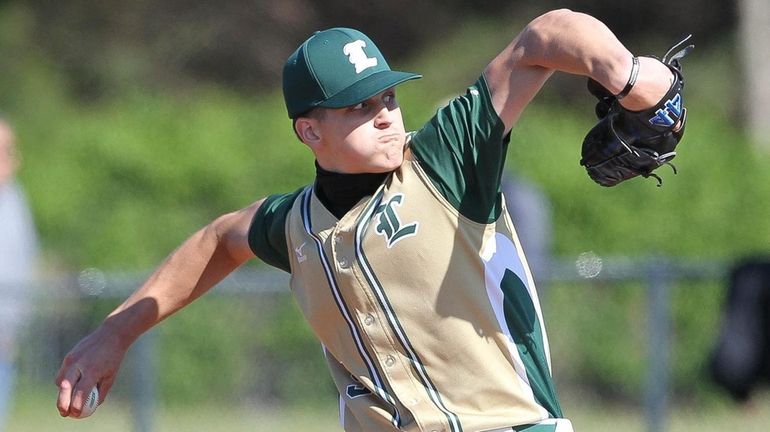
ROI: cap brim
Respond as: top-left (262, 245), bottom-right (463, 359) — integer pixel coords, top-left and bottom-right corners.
top-left (319, 70), bottom-right (422, 109)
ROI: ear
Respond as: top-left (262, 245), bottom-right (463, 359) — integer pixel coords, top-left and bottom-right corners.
top-left (294, 117), bottom-right (322, 148)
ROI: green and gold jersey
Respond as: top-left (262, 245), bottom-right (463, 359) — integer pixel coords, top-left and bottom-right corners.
top-left (248, 76), bottom-right (564, 432)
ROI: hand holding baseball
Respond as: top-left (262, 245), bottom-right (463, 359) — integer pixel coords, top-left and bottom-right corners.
top-left (55, 324), bottom-right (128, 418)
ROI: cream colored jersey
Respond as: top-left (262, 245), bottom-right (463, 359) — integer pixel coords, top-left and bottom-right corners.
top-left (249, 76), bottom-right (564, 432)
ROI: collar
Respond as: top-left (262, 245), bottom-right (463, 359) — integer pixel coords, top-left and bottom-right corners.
top-left (314, 162), bottom-right (389, 219)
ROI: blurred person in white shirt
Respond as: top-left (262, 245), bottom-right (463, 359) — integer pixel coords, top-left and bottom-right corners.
top-left (0, 116), bottom-right (39, 427)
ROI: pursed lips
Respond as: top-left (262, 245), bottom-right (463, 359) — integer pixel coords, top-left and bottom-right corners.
top-left (377, 133), bottom-right (402, 143)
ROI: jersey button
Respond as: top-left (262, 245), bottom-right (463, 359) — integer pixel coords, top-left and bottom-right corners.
top-left (334, 235), bottom-right (342, 244)
top-left (338, 257), bottom-right (350, 269)
top-left (384, 355), bottom-right (395, 367)
top-left (364, 314), bottom-right (375, 326)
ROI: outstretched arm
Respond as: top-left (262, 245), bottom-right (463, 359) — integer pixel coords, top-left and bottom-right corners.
top-left (484, 9), bottom-right (675, 133)
top-left (55, 199), bottom-right (263, 418)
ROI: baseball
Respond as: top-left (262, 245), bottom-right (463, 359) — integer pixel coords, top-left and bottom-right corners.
top-left (77, 386), bottom-right (99, 418)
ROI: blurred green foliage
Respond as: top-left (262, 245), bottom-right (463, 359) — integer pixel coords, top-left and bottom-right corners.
top-left (20, 1), bottom-right (736, 101)
top-left (3, 2), bottom-right (768, 408)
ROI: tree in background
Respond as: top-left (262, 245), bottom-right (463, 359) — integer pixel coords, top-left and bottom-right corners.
top-left (22, 0), bottom-right (736, 100)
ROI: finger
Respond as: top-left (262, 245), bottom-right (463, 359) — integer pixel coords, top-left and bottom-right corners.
top-left (69, 376), bottom-right (99, 419)
top-left (54, 354), bottom-right (75, 386)
top-left (56, 367), bottom-right (81, 417)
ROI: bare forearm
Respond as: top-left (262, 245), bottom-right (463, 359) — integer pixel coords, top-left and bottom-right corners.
top-left (517, 9), bottom-right (673, 109)
top-left (486, 9), bottom-right (675, 128)
top-left (515, 10), bottom-right (631, 92)
top-left (103, 211), bottom-right (253, 347)
top-left (56, 203), bottom-right (259, 418)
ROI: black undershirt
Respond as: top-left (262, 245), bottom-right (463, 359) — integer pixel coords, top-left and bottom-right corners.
top-left (314, 162), bottom-right (388, 219)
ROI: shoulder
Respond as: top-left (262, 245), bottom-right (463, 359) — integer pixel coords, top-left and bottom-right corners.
top-left (247, 187), bottom-right (307, 272)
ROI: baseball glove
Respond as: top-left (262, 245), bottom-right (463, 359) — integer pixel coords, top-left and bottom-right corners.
top-left (580, 36), bottom-right (694, 187)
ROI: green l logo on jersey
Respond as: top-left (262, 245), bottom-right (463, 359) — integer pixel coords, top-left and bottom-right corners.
top-left (375, 194), bottom-right (418, 248)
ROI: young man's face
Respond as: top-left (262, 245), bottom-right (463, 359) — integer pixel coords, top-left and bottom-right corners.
top-left (309, 88), bottom-right (406, 174)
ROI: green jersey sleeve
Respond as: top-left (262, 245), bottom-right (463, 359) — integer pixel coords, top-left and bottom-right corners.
top-left (247, 187), bottom-right (305, 273)
top-left (410, 74), bottom-right (510, 224)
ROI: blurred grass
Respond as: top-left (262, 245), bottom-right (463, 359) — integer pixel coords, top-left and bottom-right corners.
top-left (564, 389), bottom-right (770, 432)
top-left (8, 388), bottom-right (770, 431)
top-left (8, 389), bottom-right (340, 431)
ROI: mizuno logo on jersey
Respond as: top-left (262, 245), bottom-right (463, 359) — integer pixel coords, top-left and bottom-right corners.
top-left (375, 194), bottom-right (418, 248)
top-left (295, 242), bottom-right (308, 263)
top-left (649, 93), bottom-right (682, 127)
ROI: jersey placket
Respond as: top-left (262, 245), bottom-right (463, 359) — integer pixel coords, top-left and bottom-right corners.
top-left (299, 188), bottom-right (404, 428)
top-left (330, 215), bottom-right (417, 425)
top-left (336, 194), bottom-right (455, 432)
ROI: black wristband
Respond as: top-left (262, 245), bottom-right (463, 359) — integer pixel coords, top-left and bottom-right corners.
top-left (616, 56), bottom-right (639, 100)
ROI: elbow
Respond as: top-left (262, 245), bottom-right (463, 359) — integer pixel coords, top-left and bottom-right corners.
top-left (207, 212), bottom-right (238, 247)
top-left (200, 213), bottom-right (222, 238)
top-left (208, 210), bottom-right (254, 264)
top-left (516, 9), bottom-right (576, 65)
top-left (526, 8), bottom-right (576, 36)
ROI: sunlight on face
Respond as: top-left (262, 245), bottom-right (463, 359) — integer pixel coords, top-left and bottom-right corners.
top-left (315, 89), bottom-right (406, 174)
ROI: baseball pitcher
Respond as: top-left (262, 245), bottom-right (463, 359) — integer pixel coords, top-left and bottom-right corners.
top-left (56, 9), bottom-right (690, 431)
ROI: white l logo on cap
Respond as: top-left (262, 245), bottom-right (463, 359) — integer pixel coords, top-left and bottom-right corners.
top-left (343, 40), bottom-right (378, 73)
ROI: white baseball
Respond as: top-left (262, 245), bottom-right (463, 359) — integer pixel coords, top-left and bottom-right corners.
top-left (78, 386), bottom-right (100, 418)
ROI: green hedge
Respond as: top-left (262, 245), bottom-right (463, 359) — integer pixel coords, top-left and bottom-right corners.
top-left (4, 9), bottom-right (768, 405)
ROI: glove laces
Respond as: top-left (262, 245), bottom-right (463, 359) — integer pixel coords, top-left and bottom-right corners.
top-left (662, 34), bottom-right (695, 68)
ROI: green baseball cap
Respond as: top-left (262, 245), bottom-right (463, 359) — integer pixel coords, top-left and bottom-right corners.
top-left (283, 28), bottom-right (422, 118)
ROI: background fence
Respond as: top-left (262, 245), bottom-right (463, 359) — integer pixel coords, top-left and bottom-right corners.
top-left (8, 255), bottom-right (731, 432)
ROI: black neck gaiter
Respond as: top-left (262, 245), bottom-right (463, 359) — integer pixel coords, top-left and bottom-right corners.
top-left (314, 162), bottom-right (388, 219)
